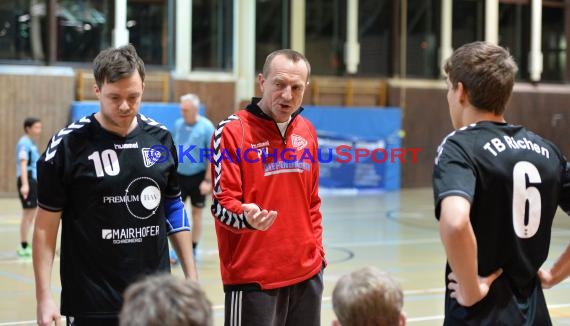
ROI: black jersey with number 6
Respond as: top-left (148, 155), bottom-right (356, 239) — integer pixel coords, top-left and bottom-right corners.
top-left (37, 113), bottom-right (180, 317)
top-left (433, 121), bottom-right (566, 324)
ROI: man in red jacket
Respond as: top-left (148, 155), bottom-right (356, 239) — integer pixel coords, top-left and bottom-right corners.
top-left (211, 49), bottom-right (325, 325)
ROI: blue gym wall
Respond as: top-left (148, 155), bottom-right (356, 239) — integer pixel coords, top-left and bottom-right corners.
top-left (71, 102), bottom-right (402, 191)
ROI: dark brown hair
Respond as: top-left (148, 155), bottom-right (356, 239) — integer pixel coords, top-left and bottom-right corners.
top-left (23, 117), bottom-right (41, 131)
top-left (443, 41), bottom-right (518, 115)
top-left (93, 44), bottom-right (145, 88)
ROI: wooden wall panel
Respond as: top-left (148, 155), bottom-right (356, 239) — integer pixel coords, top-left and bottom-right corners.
top-left (506, 85), bottom-right (570, 156)
top-left (2, 71), bottom-right (568, 195)
top-left (0, 72), bottom-right (75, 196)
top-left (392, 83), bottom-right (570, 188)
top-left (172, 80), bottom-right (236, 126)
top-left (390, 87), bottom-right (451, 188)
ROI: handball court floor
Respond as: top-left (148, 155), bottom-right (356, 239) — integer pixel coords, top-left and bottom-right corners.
top-left (1, 187), bottom-right (570, 325)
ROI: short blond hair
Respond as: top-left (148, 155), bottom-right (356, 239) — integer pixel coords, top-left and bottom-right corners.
top-left (120, 273), bottom-right (213, 326)
top-left (332, 267), bottom-right (403, 326)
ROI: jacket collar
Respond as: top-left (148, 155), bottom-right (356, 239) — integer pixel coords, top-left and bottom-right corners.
top-left (245, 97), bottom-right (304, 121)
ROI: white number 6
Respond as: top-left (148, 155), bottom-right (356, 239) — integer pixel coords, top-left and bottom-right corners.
top-left (512, 161), bottom-right (541, 238)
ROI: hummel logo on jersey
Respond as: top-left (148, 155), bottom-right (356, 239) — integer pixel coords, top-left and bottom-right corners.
top-left (115, 142), bottom-right (139, 150)
top-left (291, 134), bottom-right (308, 151)
top-left (251, 140), bottom-right (270, 149)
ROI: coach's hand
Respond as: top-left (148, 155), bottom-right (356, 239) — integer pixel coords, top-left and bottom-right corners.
top-left (242, 203), bottom-right (277, 231)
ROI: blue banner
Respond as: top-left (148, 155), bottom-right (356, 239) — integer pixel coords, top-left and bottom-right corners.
top-left (70, 102), bottom-right (402, 191)
top-left (301, 106), bottom-right (402, 191)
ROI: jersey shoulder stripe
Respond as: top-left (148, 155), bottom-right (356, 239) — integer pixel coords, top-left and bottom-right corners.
top-left (44, 116), bottom-right (91, 161)
top-left (434, 124), bottom-right (475, 165)
top-left (210, 114), bottom-right (253, 230)
top-left (139, 114), bottom-right (168, 131)
top-left (212, 114), bottom-right (240, 195)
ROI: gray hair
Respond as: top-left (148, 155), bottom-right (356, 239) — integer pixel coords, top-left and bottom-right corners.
top-left (180, 93), bottom-right (201, 108)
top-left (262, 49), bottom-right (311, 82)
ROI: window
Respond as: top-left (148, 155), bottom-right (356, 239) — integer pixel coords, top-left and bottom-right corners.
top-left (128, 1), bottom-right (167, 65)
top-left (305, 0), bottom-right (346, 75)
top-left (57, 0), bottom-right (109, 62)
top-left (255, 0), bottom-right (289, 73)
top-left (499, 1), bottom-right (565, 82)
top-left (452, 0), bottom-right (484, 49)
top-left (542, 5), bottom-right (565, 82)
top-left (192, 0), bottom-right (233, 71)
top-left (499, 3), bottom-right (530, 80)
top-left (406, 0), bottom-right (441, 78)
top-left (357, 0), bottom-right (393, 76)
top-left (0, 0), bottom-right (47, 62)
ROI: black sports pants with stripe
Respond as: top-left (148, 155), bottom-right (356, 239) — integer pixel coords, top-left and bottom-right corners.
top-left (224, 269), bottom-right (323, 326)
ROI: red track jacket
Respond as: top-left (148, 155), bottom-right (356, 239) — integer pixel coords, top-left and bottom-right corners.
top-left (210, 99), bottom-right (325, 291)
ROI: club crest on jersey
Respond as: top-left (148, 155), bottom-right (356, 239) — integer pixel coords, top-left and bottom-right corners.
top-left (291, 134), bottom-right (308, 151)
top-left (141, 147), bottom-right (164, 167)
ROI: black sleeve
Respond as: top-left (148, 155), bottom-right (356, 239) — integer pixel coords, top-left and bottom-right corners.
top-left (164, 131), bottom-right (181, 199)
top-left (433, 137), bottom-right (476, 219)
top-left (558, 162), bottom-right (570, 214)
top-left (37, 138), bottom-right (67, 211)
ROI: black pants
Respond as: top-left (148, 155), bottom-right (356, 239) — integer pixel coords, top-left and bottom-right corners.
top-left (224, 270), bottom-right (323, 326)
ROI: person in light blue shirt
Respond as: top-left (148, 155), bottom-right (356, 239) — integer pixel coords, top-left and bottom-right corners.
top-left (171, 93), bottom-right (215, 259)
top-left (15, 117), bottom-right (42, 257)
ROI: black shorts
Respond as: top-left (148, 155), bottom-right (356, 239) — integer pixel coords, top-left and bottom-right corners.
top-left (178, 171), bottom-right (206, 208)
top-left (17, 176), bottom-right (38, 209)
top-left (444, 274), bottom-right (551, 325)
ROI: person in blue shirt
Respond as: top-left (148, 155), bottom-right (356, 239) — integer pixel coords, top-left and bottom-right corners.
top-left (171, 93), bottom-right (215, 259)
top-left (16, 117), bottom-right (42, 257)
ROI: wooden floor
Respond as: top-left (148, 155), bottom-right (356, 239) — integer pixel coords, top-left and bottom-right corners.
top-left (1, 188), bottom-right (570, 325)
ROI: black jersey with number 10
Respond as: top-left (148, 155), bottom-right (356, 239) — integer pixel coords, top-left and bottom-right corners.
top-left (37, 114), bottom-right (180, 317)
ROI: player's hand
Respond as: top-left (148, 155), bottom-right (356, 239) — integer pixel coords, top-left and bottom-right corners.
top-left (20, 183), bottom-right (29, 200)
top-left (538, 268), bottom-right (556, 289)
top-left (447, 268), bottom-right (502, 307)
top-left (37, 296), bottom-right (61, 326)
top-left (242, 203), bottom-right (277, 231)
top-left (199, 180), bottom-right (212, 195)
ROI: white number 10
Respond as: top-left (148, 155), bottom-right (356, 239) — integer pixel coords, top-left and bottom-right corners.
top-left (512, 161), bottom-right (541, 238)
top-left (88, 150), bottom-right (120, 177)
